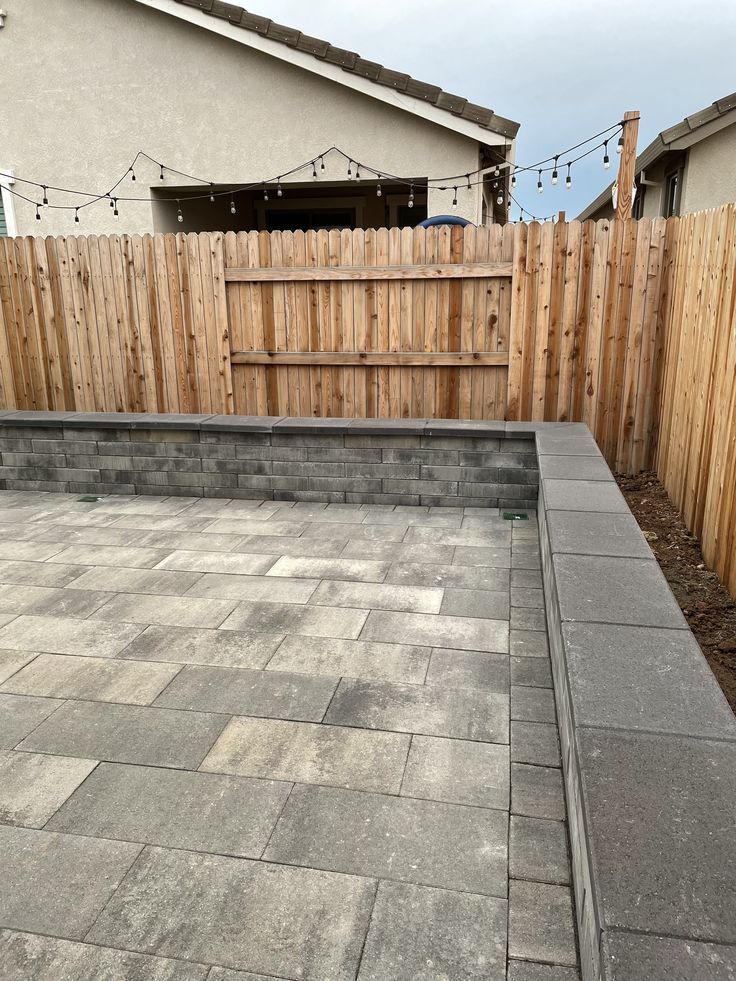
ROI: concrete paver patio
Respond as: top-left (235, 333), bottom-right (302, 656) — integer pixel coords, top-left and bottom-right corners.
top-left (0, 490), bottom-right (579, 980)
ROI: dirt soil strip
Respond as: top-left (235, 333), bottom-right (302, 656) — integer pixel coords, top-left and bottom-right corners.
top-left (616, 472), bottom-right (736, 714)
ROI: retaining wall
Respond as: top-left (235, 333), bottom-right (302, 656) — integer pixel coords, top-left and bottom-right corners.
top-left (0, 413), bottom-right (538, 508)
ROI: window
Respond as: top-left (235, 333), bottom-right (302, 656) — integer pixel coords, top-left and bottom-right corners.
top-left (663, 169), bottom-right (681, 218)
top-left (265, 207), bottom-right (355, 232)
top-left (632, 184), bottom-right (645, 219)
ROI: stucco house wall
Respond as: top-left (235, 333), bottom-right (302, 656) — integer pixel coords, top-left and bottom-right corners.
top-left (1, 0), bottom-right (494, 236)
top-left (679, 123), bottom-right (736, 214)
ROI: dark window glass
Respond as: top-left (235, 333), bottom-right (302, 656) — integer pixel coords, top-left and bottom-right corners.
top-left (265, 209), bottom-right (355, 232)
top-left (632, 184), bottom-right (645, 219)
top-left (664, 171), bottom-right (681, 217)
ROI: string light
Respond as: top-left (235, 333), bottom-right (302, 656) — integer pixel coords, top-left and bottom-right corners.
top-left (355, 165), bottom-right (362, 182)
top-left (230, 193), bottom-right (236, 215)
top-left (42, 186), bottom-right (49, 208)
top-left (452, 186), bottom-right (458, 209)
top-left (551, 157), bottom-right (559, 186)
top-left (376, 182), bottom-right (382, 197)
top-left (566, 163), bottom-right (572, 190)
top-left (35, 204), bottom-right (41, 221)
top-left (113, 198), bottom-right (119, 216)
top-left (74, 208), bottom-right (80, 224)
top-left (276, 181), bottom-right (283, 198)
top-left (176, 200), bottom-right (184, 223)
top-left (408, 184), bottom-right (414, 209)
top-left (494, 165), bottom-right (500, 177)
top-left (537, 170), bottom-right (543, 194)
top-left (1, 120), bottom-right (623, 228)
top-left (209, 184), bottom-right (216, 203)
top-left (263, 185), bottom-right (269, 202)
top-left (312, 161), bottom-right (318, 180)
top-left (496, 191), bottom-right (504, 205)
top-left (603, 141), bottom-right (610, 169)
top-left (617, 134), bottom-right (624, 154)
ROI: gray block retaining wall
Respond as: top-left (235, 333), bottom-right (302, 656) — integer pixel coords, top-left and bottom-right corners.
top-left (536, 426), bottom-right (736, 981)
top-left (0, 409), bottom-right (734, 981)
top-left (0, 413), bottom-right (538, 508)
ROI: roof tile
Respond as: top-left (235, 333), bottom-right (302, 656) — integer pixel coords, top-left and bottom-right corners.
top-left (295, 34), bottom-right (331, 58)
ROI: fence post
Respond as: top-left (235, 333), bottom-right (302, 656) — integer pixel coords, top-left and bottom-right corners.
top-left (615, 110), bottom-right (640, 221)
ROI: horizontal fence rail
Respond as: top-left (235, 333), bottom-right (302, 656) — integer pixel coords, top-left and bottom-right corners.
top-left (0, 211), bottom-right (734, 593)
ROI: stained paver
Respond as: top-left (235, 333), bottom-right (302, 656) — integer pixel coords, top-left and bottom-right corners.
top-left (0, 490), bottom-right (578, 978)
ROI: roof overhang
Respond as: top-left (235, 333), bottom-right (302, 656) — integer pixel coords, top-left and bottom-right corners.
top-left (132, 0), bottom-right (515, 147)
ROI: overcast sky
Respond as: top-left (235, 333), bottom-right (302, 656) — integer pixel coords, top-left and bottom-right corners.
top-left (260, 0), bottom-right (736, 219)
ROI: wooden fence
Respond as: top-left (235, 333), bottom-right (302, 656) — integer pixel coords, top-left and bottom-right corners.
top-left (0, 211), bottom-right (734, 592)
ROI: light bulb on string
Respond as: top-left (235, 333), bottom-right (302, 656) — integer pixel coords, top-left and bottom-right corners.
top-left (320, 156), bottom-right (325, 173)
top-left (511, 171), bottom-right (516, 189)
top-left (263, 185), bottom-right (269, 202)
top-left (109, 195), bottom-right (114, 209)
top-left (276, 181), bottom-right (283, 198)
top-left (129, 166), bottom-right (136, 182)
top-left (452, 186), bottom-right (458, 210)
top-left (519, 208), bottom-right (525, 222)
top-left (355, 165), bottom-right (361, 182)
top-left (565, 163), bottom-right (572, 190)
top-left (312, 161), bottom-right (318, 180)
top-left (209, 184), bottom-right (216, 203)
top-left (617, 134), bottom-right (624, 154)
top-left (159, 164), bottom-right (165, 181)
top-left (74, 208), bottom-right (80, 224)
top-left (42, 187), bottom-right (49, 208)
top-left (113, 198), bottom-right (119, 217)
top-left (176, 200), bottom-right (184, 224)
top-left (407, 184), bottom-right (414, 209)
top-left (537, 170), bottom-right (543, 194)
top-left (551, 157), bottom-right (559, 186)
top-left (603, 141), bottom-right (610, 169)
top-left (494, 165), bottom-right (500, 177)
top-left (496, 192), bottom-right (503, 206)
top-left (347, 160), bottom-right (353, 179)
top-left (230, 194), bottom-right (236, 215)
top-left (376, 182), bottom-right (382, 197)
top-left (35, 204), bottom-right (41, 221)
top-left (466, 174), bottom-right (472, 190)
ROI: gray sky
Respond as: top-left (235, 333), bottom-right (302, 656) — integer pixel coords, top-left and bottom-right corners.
top-left (260, 0), bottom-right (736, 218)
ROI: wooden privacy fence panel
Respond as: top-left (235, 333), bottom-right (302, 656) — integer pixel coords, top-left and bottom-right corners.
top-left (0, 232), bottom-right (233, 415)
top-left (224, 225), bottom-right (514, 420)
top-left (655, 205), bottom-right (736, 596)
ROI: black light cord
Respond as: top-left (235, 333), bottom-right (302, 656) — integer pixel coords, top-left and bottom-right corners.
top-left (0, 118), bottom-right (625, 217)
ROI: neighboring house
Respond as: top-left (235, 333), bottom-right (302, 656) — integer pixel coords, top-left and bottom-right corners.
top-left (0, 0), bottom-right (519, 236)
top-left (578, 92), bottom-right (736, 221)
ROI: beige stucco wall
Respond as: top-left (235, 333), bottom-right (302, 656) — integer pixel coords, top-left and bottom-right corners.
top-left (680, 123), bottom-right (736, 214)
top-left (1, 0), bottom-right (488, 236)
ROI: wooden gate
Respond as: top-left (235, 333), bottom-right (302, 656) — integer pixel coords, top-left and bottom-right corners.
top-left (223, 225), bottom-right (513, 420)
